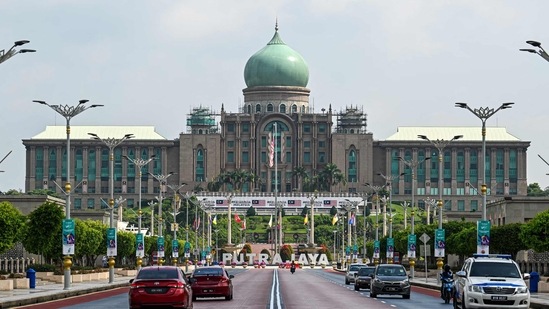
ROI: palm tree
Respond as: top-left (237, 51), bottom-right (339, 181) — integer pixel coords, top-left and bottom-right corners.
top-left (291, 166), bottom-right (309, 192)
top-left (319, 163), bottom-right (346, 192)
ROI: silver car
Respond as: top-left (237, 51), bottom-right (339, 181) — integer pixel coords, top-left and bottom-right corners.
top-left (345, 263), bottom-right (365, 285)
top-left (369, 264), bottom-right (410, 299)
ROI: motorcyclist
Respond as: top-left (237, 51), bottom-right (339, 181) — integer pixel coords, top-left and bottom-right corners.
top-left (440, 264), bottom-right (453, 298)
top-left (290, 261), bottom-right (296, 274)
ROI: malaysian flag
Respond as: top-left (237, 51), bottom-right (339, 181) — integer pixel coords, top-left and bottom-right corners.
top-left (216, 199), bottom-right (228, 206)
top-left (268, 132), bottom-right (275, 168)
top-left (193, 218), bottom-right (201, 230)
top-left (323, 200), bottom-right (337, 206)
top-left (287, 199), bottom-right (302, 206)
top-left (252, 199), bottom-right (266, 206)
top-left (234, 214), bottom-right (242, 223)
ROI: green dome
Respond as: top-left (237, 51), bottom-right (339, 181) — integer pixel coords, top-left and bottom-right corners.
top-left (244, 27), bottom-right (309, 88)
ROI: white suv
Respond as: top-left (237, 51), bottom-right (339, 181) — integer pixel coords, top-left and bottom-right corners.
top-left (454, 254), bottom-right (530, 309)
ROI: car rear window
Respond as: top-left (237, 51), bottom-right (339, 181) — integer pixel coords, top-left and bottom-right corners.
top-left (349, 265), bottom-right (362, 271)
top-left (358, 267), bottom-right (375, 275)
top-left (136, 268), bottom-right (179, 280)
top-left (193, 268), bottom-right (224, 276)
top-left (377, 266), bottom-right (406, 276)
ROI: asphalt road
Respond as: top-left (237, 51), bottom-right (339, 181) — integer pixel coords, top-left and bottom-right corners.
top-left (13, 268), bottom-right (453, 309)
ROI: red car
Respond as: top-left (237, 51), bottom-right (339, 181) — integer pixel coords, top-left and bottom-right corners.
top-left (190, 265), bottom-right (234, 301)
top-left (129, 266), bottom-right (193, 309)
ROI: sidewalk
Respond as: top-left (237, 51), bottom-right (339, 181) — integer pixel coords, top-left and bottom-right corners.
top-left (0, 274), bottom-right (132, 309)
top-left (410, 270), bottom-right (549, 309)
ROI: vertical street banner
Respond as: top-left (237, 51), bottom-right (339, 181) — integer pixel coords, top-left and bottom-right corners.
top-left (407, 234), bottom-right (417, 258)
top-left (62, 219), bottom-right (75, 255)
top-left (172, 239), bottom-right (179, 258)
top-left (136, 233), bottom-right (144, 257)
top-left (373, 240), bottom-right (380, 259)
top-left (157, 237), bottom-right (165, 258)
top-left (184, 241), bottom-right (191, 258)
top-left (477, 220), bottom-right (491, 254)
top-left (387, 238), bottom-right (394, 259)
top-left (107, 228), bottom-right (117, 257)
top-left (434, 229), bottom-right (445, 258)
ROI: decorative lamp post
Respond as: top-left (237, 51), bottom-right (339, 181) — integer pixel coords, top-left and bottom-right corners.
top-left (455, 102), bottom-right (513, 255)
top-left (0, 40), bottom-right (35, 64)
top-left (398, 155), bottom-right (430, 278)
top-left (88, 132), bottom-right (133, 283)
top-left (418, 134), bottom-right (462, 277)
top-left (36, 99), bottom-right (102, 290)
top-left (377, 172), bottom-right (405, 264)
top-left (308, 191), bottom-right (318, 246)
top-left (181, 192), bottom-right (195, 272)
top-left (123, 154), bottom-right (155, 270)
top-left (520, 40), bottom-right (549, 62)
top-left (167, 183), bottom-right (187, 266)
top-left (332, 230), bottom-right (337, 264)
top-left (365, 184), bottom-right (385, 265)
top-left (149, 172), bottom-right (174, 266)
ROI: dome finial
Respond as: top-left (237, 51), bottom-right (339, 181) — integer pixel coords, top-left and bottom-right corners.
top-left (275, 18), bottom-right (278, 32)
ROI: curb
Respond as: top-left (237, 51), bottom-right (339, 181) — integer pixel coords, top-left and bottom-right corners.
top-left (0, 282), bottom-right (129, 309)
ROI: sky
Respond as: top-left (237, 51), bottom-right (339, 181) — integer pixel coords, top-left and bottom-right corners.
top-left (1, 0), bottom-right (549, 192)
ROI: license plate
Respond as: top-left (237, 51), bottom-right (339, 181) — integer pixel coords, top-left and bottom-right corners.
top-left (387, 287), bottom-right (398, 291)
top-left (203, 289), bottom-right (213, 293)
top-left (149, 288), bottom-right (164, 293)
top-left (491, 296), bottom-right (507, 301)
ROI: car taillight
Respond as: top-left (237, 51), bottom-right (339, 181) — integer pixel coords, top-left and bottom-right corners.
top-left (130, 283), bottom-right (146, 289)
top-left (167, 282), bottom-right (185, 289)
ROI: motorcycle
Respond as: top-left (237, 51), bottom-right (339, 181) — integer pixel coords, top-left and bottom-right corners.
top-left (441, 277), bottom-right (454, 304)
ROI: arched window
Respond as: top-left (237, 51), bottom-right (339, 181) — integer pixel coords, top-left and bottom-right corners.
top-left (255, 104), bottom-right (261, 113)
top-left (196, 148), bottom-right (205, 182)
top-left (247, 105), bottom-right (252, 114)
top-left (300, 106), bottom-right (305, 113)
top-left (291, 104), bottom-right (297, 113)
top-left (280, 104), bottom-right (286, 113)
top-left (267, 104), bottom-right (274, 112)
top-left (348, 149), bottom-right (357, 182)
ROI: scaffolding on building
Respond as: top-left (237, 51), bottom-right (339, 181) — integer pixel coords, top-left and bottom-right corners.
top-left (334, 105), bottom-right (368, 134)
top-left (186, 106), bottom-right (219, 134)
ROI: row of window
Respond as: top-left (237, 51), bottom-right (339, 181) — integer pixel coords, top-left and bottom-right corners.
top-left (34, 147), bottom-right (163, 184)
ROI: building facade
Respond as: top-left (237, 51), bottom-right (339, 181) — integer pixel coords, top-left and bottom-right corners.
top-left (22, 26), bottom-right (530, 225)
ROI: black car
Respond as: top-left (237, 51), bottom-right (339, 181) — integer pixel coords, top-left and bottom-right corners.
top-left (354, 266), bottom-right (375, 290)
top-left (369, 264), bottom-right (411, 299)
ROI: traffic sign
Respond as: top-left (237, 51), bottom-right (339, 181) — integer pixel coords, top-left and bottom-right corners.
top-left (420, 233), bottom-right (430, 244)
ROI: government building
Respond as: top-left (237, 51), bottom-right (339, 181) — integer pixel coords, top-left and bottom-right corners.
top-left (22, 25), bottom-right (530, 225)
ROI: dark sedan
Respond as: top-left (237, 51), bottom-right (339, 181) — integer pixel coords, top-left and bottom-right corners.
top-left (369, 264), bottom-right (410, 299)
top-left (128, 266), bottom-right (193, 309)
top-left (190, 265), bottom-right (234, 301)
top-left (354, 266), bottom-right (375, 290)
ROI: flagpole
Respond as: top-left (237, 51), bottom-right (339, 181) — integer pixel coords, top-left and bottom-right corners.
top-left (275, 123), bottom-right (282, 251)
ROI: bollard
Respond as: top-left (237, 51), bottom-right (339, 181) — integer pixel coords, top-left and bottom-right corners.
top-left (530, 271), bottom-right (539, 293)
top-left (26, 268), bottom-right (36, 289)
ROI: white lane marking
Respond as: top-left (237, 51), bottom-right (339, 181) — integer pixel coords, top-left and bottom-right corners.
top-left (270, 269), bottom-right (281, 309)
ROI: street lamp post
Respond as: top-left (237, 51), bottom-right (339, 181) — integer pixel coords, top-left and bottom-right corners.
top-left (308, 191), bottom-right (318, 246)
top-left (0, 40), bottom-right (35, 64)
top-left (455, 102), bottom-right (513, 254)
top-left (398, 156), bottom-right (430, 278)
top-left (36, 99), bottom-right (102, 290)
top-left (181, 192), bottom-right (195, 272)
top-left (332, 230), bottom-right (337, 263)
top-left (88, 132), bottom-right (133, 283)
top-left (365, 184), bottom-right (385, 265)
top-left (0, 151), bottom-right (12, 173)
top-left (167, 183), bottom-right (187, 266)
top-left (150, 172), bottom-right (174, 266)
top-left (377, 172), bottom-right (405, 264)
top-left (418, 134), bottom-right (462, 277)
top-left (123, 154), bottom-right (155, 270)
top-left (520, 40), bottom-right (549, 62)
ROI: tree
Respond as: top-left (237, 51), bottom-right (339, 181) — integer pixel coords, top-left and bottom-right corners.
top-left (22, 201), bottom-right (64, 263)
top-left (74, 219), bottom-right (103, 266)
top-left (520, 210), bottom-right (549, 252)
top-left (318, 163), bottom-right (347, 191)
top-left (301, 205), bottom-right (309, 216)
top-left (491, 223), bottom-right (526, 258)
top-left (246, 206), bottom-right (257, 217)
top-left (292, 166), bottom-right (309, 191)
top-left (527, 183), bottom-right (549, 196)
top-left (0, 201), bottom-right (24, 254)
